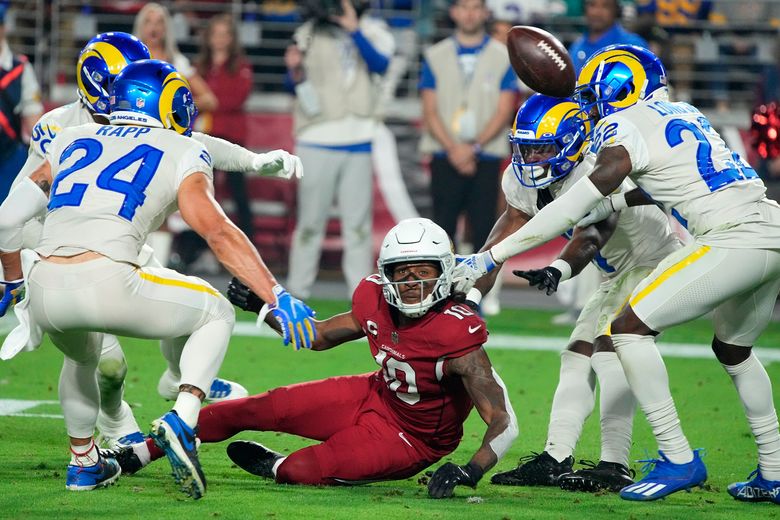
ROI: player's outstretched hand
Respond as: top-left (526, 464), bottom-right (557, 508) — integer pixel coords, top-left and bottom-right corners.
top-left (0, 279), bottom-right (24, 317)
top-left (252, 150), bottom-right (304, 180)
top-left (452, 252), bottom-right (497, 293)
top-left (427, 462), bottom-right (483, 499)
top-left (513, 266), bottom-right (562, 295)
top-left (266, 285), bottom-right (317, 350)
top-left (227, 277), bottom-right (265, 314)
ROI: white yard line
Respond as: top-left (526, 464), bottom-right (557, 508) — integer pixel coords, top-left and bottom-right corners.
top-left (232, 322), bottom-right (780, 362)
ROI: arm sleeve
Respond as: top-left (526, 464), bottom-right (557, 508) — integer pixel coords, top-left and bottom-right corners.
top-left (0, 176), bottom-right (49, 252)
top-left (190, 132), bottom-right (256, 173)
top-left (490, 176), bottom-right (606, 263)
top-left (351, 29), bottom-right (390, 74)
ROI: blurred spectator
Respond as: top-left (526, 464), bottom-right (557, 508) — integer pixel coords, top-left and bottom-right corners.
top-left (635, 0), bottom-right (712, 103)
top-left (195, 14), bottom-right (255, 238)
top-left (419, 0), bottom-right (517, 258)
top-left (0, 2), bottom-right (41, 202)
top-left (487, 0), bottom-right (566, 38)
top-left (285, 0), bottom-right (394, 299)
top-left (570, 0), bottom-right (648, 71)
top-left (133, 2), bottom-right (218, 113)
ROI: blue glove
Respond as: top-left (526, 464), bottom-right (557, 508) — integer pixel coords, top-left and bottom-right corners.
top-left (0, 279), bottom-right (24, 317)
top-left (452, 251), bottom-right (497, 293)
top-left (265, 284), bottom-right (316, 350)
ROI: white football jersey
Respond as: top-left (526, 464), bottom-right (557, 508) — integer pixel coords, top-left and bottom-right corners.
top-left (592, 99), bottom-right (780, 249)
top-left (36, 123), bottom-right (213, 263)
top-left (502, 154), bottom-right (681, 277)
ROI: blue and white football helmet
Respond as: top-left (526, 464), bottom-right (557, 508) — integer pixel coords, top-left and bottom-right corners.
top-left (509, 94), bottom-right (591, 189)
top-left (110, 59), bottom-right (196, 136)
top-left (77, 32), bottom-right (150, 115)
top-left (377, 218), bottom-right (455, 318)
top-left (574, 44), bottom-right (668, 120)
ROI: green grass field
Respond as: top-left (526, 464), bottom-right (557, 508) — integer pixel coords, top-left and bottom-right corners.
top-left (1, 300), bottom-right (780, 519)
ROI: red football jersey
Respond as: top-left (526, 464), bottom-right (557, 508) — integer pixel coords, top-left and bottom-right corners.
top-left (351, 275), bottom-right (489, 452)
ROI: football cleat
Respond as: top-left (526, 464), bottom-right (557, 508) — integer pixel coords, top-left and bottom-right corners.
top-left (66, 455), bottom-right (121, 491)
top-left (227, 441), bottom-right (283, 479)
top-left (100, 445), bottom-right (145, 476)
top-left (727, 467), bottom-right (780, 504)
top-left (559, 460), bottom-right (635, 492)
top-left (150, 410), bottom-right (206, 499)
top-left (491, 451), bottom-right (574, 486)
top-left (157, 370), bottom-right (249, 403)
top-left (620, 449), bottom-right (707, 501)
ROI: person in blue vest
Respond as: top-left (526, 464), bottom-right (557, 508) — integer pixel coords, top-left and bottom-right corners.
top-left (569, 0), bottom-right (648, 71)
top-left (0, 2), bottom-right (42, 202)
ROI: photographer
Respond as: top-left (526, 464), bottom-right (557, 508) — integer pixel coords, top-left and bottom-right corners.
top-left (285, 0), bottom-right (395, 299)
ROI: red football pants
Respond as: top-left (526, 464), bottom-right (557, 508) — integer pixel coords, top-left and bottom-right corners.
top-left (197, 373), bottom-right (440, 485)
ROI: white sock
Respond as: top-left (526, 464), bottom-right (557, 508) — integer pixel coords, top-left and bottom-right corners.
top-left (272, 456), bottom-right (286, 478)
top-left (545, 350), bottom-right (596, 462)
top-left (591, 351), bottom-right (635, 467)
top-left (130, 441), bottom-right (151, 467)
top-left (612, 333), bottom-right (692, 464)
top-left (70, 440), bottom-right (99, 467)
top-left (173, 392), bottom-right (202, 428)
top-left (723, 354), bottom-right (780, 480)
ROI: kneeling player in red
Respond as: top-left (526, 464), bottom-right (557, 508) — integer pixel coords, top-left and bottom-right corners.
top-left (109, 218), bottom-right (518, 498)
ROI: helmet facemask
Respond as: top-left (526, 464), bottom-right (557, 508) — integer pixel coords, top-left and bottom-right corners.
top-left (377, 218), bottom-right (455, 318)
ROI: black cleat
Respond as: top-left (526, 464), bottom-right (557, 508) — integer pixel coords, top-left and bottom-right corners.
top-left (227, 441), bottom-right (283, 479)
top-left (558, 460), bottom-right (635, 492)
top-left (99, 445), bottom-right (145, 476)
top-left (491, 451), bottom-right (574, 486)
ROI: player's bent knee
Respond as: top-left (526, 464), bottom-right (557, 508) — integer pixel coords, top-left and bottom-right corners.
top-left (711, 336), bottom-right (751, 365)
top-left (97, 356), bottom-right (127, 385)
top-left (276, 449), bottom-right (326, 485)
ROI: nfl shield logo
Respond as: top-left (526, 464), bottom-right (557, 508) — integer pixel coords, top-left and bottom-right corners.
top-left (135, 97), bottom-right (145, 108)
top-left (391, 331), bottom-right (399, 344)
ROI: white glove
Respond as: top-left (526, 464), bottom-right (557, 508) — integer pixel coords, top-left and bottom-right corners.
top-left (451, 251), bottom-right (497, 293)
top-left (576, 192), bottom-right (626, 227)
top-left (252, 150), bottom-right (304, 180)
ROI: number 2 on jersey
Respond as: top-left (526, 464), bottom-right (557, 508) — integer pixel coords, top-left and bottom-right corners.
top-left (664, 119), bottom-right (757, 192)
top-left (49, 138), bottom-right (163, 221)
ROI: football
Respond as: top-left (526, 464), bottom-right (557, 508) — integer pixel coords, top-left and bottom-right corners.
top-left (506, 25), bottom-right (575, 98)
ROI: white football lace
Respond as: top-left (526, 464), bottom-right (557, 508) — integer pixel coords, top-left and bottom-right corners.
top-left (537, 41), bottom-right (567, 71)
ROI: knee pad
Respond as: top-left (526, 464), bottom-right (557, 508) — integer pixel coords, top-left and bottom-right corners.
top-left (98, 336), bottom-right (127, 386)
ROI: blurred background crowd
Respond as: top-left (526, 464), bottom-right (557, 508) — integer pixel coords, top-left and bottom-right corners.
top-left (4, 0), bottom-right (780, 308)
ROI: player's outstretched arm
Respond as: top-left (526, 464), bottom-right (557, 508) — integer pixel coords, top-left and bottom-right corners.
top-left (577, 187), bottom-right (656, 227)
top-left (179, 173), bottom-right (316, 349)
top-left (514, 213), bottom-right (618, 295)
top-left (191, 133), bottom-right (303, 179)
top-left (428, 348), bottom-right (518, 498)
top-left (485, 146), bottom-right (632, 265)
top-left (227, 277), bottom-right (365, 351)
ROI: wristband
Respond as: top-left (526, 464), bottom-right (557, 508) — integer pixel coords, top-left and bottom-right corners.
top-left (465, 287), bottom-right (483, 305)
top-left (610, 192), bottom-right (628, 211)
top-left (549, 259), bottom-right (573, 282)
